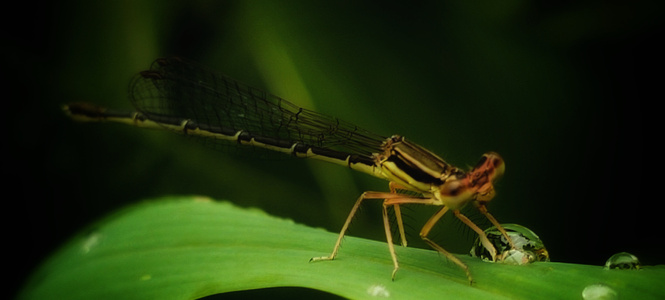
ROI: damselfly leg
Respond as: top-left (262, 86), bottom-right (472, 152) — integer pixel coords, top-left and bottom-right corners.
top-left (310, 138), bottom-right (515, 284)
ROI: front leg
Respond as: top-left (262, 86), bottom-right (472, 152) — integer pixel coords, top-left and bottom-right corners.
top-left (475, 202), bottom-right (516, 249)
top-left (418, 206), bottom-right (474, 284)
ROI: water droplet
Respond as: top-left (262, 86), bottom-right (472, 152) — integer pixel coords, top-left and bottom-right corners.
top-left (604, 252), bottom-right (641, 270)
top-left (81, 232), bottom-right (102, 254)
top-left (366, 284), bottom-right (390, 297)
top-left (582, 284), bottom-right (618, 300)
top-left (469, 223), bottom-right (549, 264)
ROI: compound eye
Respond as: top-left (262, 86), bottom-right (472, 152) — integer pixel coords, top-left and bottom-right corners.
top-left (489, 155), bottom-right (506, 178)
top-left (476, 152), bottom-right (505, 179)
top-left (490, 156), bottom-right (500, 166)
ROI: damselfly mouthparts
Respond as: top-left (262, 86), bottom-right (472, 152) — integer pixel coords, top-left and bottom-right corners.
top-left (64, 57), bottom-right (515, 284)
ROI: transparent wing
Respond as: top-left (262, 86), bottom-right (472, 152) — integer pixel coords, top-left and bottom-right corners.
top-left (129, 57), bottom-right (386, 157)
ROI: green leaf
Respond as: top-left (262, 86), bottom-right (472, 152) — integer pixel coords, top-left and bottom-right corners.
top-left (19, 196), bottom-right (665, 299)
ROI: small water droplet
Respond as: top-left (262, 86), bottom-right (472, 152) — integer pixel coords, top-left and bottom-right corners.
top-left (582, 284), bottom-right (618, 300)
top-left (469, 224), bottom-right (549, 264)
top-left (81, 232), bottom-right (102, 254)
top-left (604, 252), bottom-right (641, 270)
top-left (366, 284), bottom-right (390, 297)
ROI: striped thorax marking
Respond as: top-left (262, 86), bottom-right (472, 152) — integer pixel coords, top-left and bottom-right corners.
top-left (375, 135), bottom-right (465, 196)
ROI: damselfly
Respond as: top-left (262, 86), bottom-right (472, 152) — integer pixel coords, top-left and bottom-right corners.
top-left (64, 57), bottom-right (515, 284)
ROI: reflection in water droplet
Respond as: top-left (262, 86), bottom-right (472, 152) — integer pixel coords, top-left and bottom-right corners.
top-left (604, 252), bottom-right (641, 270)
top-left (582, 284), bottom-right (618, 300)
top-left (469, 224), bottom-right (549, 264)
top-left (500, 249), bottom-right (534, 265)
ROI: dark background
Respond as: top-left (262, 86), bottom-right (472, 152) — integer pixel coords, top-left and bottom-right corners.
top-left (8, 1), bottom-right (658, 298)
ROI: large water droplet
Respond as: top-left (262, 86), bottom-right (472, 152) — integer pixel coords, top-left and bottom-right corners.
top-left (604, 252), bottom-right (641, 270)
top-left (469, 223), bottom-right (549, 264)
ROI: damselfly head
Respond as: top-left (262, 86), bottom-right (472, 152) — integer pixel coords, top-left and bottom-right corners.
top-left (468, 152), bottom-right (505, 202)
top-left (480, 152), bottom-right (505, 179)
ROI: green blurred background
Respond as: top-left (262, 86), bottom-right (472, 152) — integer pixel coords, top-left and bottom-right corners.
top-left (8, 0), bottom-right (657, 297)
